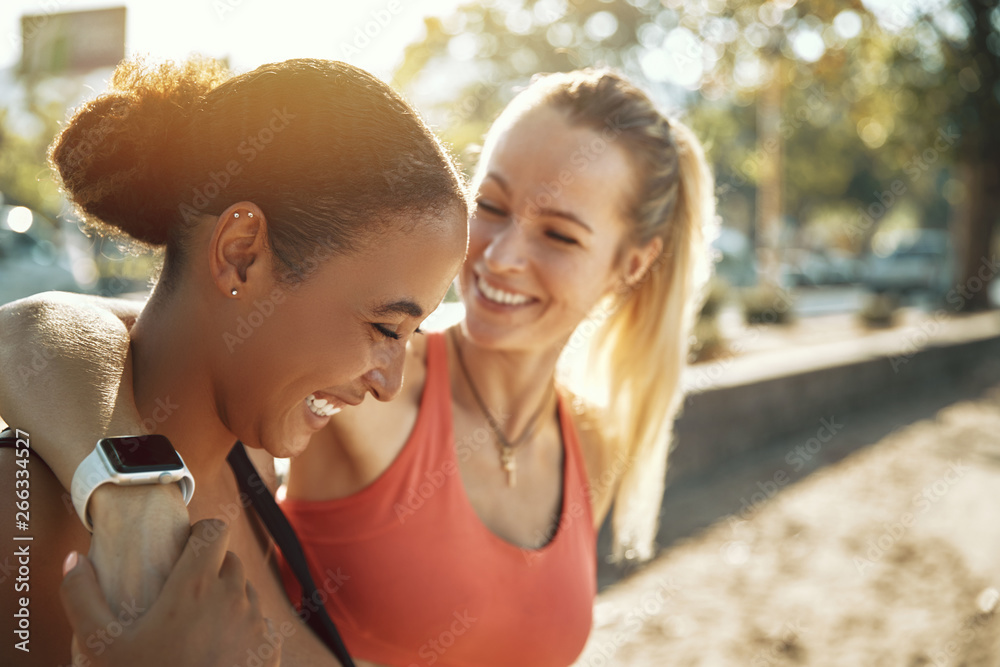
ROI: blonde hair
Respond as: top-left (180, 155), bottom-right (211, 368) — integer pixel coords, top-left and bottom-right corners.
top-left (486, 70), bottom-right (716, 562)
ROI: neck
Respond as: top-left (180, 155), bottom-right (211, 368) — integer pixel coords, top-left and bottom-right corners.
top-left (449, 325), bottom-right (563, 442)
top-left (128, 285), bottom-right (235, 487)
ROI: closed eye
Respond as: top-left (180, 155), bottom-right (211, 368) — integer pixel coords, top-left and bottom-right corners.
top-left (372, 323), bottom-right (400, 340)
top-left (546, 230), bottom-right (579, 245)
top-left (476, 200), bottom-right (507, 217)
top-left (372, 323), bottom-right (424, 340)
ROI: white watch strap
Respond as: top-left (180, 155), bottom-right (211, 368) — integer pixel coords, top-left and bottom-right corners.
top-left (70, 448), bottom-right (111, 531)
top-left (70, 445), bottom-right (196, 533)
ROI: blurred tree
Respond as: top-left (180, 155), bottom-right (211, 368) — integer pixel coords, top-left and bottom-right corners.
top-left (0, 104), bottom-right (63, 219)
top-left (396, 0), bottom-right (999, 308)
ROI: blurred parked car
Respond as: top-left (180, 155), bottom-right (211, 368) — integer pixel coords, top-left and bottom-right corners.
top-left (863, 229), bottom-right (953, 296)
top-left (784, 248), bottom-right (863, 287)
top-left (0, 205), bottom-right (93, 306)
top-left (712, 226), bottom-right (756, 287)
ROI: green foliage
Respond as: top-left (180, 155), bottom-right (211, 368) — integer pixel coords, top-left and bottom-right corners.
top-left (396, 0), bottom-right (999, 268)
top-left (0, 104), bottom-right (63, 219)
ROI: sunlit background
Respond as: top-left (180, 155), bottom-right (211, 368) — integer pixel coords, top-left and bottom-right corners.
top-left (1, 0), bottom-right (999, 663)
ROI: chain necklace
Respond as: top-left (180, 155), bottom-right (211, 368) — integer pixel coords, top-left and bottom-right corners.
top-left (449, 328), bottom-right (554, 488)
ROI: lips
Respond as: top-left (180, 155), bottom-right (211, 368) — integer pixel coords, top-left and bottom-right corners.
top-left (475, 273), bottom-right (536, 307)
top-left (306, 393), bottom-right (343, 418)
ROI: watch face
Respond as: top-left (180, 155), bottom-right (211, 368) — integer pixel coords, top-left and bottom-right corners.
top-left (98, 435), bottom-right (184, 473)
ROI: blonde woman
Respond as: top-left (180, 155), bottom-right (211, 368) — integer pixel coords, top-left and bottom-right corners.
top-left (1, 69), bottom-right (714, 666)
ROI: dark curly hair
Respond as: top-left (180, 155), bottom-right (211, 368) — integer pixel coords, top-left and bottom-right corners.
top-left (50, 56), bottom-right (468, 287)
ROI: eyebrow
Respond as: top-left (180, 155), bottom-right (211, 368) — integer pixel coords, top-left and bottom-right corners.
top-left (372, 299), bottom-right (424, 319)
top-left (483, 172), bottom-right (594, 234)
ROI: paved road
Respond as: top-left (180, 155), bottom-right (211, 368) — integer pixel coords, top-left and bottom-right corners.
top-left (582, 372), bottom-right (1000, 666)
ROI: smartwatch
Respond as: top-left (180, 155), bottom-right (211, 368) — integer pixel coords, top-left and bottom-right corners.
top-left (71, 434), bottom-right (195, 532)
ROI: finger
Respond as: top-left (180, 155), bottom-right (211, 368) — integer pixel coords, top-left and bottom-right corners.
top-left (264, 617), bottom-right (283, 666)
top-left (219, 550), bottom-right (247, 590)
top-left (245, 577), bottom-right (261, 610)
top-left (60, 552), bottom-right (116, 644)
top-left (169, 519), bottom-right (232, 583)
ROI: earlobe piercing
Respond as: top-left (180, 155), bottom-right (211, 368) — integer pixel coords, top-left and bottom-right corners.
top-left (231, 288), bottom-right (238, 296)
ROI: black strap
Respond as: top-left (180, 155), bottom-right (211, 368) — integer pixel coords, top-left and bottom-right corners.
top-left (0, 428), bottom-right (17, 447)
top-left (227, 442), bottom-right (355, 667)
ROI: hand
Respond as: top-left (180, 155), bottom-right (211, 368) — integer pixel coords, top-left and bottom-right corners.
top-left (61, 519), bottom-right (282, 667)
top-left (87, 483), bottom-right (191, 610)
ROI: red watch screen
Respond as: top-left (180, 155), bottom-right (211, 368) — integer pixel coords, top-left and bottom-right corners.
top-left (98, 435), bottom-right (184, 473)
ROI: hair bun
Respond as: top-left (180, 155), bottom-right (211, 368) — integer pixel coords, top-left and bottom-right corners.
top-left (49, 57), bottom-right (230, 246)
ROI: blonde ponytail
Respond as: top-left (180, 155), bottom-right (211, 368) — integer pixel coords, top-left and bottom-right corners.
top-left (516, 70), bottom-right (716, 561)
top-left (591, 120), bottom-right (715, 561)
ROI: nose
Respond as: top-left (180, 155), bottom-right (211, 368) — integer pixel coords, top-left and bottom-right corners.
top-left (482, 217), bottom-right (528, 274)
top-left (363, 340), bottom-right (406, 402)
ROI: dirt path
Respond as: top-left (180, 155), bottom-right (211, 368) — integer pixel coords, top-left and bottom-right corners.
top-left (576, 384), bottom-right (1000, 666)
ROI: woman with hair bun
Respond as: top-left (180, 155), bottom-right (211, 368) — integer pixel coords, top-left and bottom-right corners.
top-left (0, 55), bottom-right (469, 666)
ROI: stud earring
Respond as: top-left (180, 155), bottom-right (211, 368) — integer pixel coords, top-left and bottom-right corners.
top-left (234, 212), bottom-right (240, 218)
top-left (231, 288), bottom-right (238, 296)
top-left (247, 212), bottom-right (254, 218)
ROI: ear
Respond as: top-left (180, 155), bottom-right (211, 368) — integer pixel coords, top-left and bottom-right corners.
top-left (207, 201), bottom-right (271, 298)
top-left (621, 236), bottom-right (663, 289)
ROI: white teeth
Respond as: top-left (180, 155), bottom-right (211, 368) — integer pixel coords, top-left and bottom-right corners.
top-left (307, 394), bottom-right (341, 418)
top-left (477, 276), bottom-right (531, 306)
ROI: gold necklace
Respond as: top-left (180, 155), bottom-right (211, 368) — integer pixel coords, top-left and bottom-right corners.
top-left (449, 329), bottom-right (554, 488)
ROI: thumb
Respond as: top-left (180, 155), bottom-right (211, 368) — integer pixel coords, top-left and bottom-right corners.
top-left (60, 551), bottom-right (115, 644)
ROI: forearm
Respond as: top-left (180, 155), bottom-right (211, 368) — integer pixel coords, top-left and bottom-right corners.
top-left (0, 292), bottom-right (192, 609)
top-left (0, 291), bottom-right (138, 487)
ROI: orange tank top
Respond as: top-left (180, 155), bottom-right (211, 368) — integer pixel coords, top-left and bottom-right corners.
top-left (278, 332), bottom-right (597, 667)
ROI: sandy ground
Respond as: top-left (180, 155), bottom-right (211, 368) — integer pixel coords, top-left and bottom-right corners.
top-left (575, 382), bottom-right (1000, 666)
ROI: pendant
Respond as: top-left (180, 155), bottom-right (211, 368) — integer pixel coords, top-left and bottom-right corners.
top-left (500, 447), bottom-right (517, 488)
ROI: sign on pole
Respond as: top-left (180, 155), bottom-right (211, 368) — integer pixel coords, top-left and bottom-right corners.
top-left (20, 7), bottom-right (127, 77)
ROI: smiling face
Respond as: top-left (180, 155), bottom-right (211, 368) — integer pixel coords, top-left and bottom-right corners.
top-left (219, 207), bottom-right (468, 458)
top-left (460, 105), bottom-right (644, 353)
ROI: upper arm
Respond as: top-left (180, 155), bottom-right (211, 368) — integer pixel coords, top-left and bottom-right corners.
top-left (0, 292), bottom-right (138, 488)
top-left (0, 446), bottom-right (90, 665)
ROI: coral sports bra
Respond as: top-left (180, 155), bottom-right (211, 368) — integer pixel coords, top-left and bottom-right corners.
top-left (278, 332), bottom-right (597, 667)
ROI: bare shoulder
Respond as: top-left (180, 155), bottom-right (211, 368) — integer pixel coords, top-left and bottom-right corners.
top-left (566, 395), bottom-right (621, 528)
